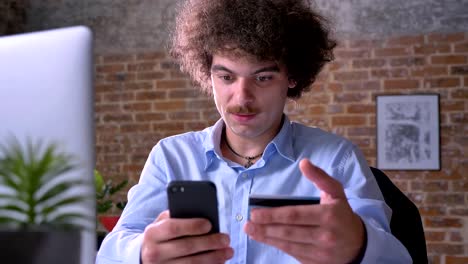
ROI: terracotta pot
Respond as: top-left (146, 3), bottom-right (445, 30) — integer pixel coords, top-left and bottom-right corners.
top-left (99, 215), bottom-right (120, 232)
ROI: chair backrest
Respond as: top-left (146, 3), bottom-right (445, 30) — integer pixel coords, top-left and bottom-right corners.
top-left (370, 167), bottom-right (428, 264)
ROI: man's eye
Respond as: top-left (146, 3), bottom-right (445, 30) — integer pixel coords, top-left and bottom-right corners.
top-left (219, 75), bottom-right (232, 81)
top-left (256, 76), bottom-right (272, 82)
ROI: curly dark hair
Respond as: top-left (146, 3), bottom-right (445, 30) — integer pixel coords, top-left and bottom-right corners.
top-left (170, 0), bottom-right (336, 99)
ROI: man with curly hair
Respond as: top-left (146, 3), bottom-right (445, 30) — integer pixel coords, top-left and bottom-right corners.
top-left (97, 0), bottom-right (412, 263)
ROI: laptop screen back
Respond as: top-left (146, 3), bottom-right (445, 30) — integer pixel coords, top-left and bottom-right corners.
top-left (0, 26), bottom-right (95, 263)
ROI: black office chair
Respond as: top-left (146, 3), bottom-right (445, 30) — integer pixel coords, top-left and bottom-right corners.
top-left (370, 167), bottom-right (428, 264)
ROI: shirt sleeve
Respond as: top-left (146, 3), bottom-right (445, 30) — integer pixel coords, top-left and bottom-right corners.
top-left (96, 145), bottom-right (169, 264)
top-left (342, 145), bottom-right (412, 263)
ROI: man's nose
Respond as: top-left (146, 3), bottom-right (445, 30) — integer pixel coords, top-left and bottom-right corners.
top-left (234, 78), bottom-right (254, 104)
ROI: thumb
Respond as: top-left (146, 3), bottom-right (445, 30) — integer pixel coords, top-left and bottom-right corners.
top-left (299, 159), bottom-right (346, 202)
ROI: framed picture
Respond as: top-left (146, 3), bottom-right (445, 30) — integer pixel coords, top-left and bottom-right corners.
top-left (376, 94), bottom-right (440, 170)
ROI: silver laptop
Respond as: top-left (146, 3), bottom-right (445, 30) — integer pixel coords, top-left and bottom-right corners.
top-left (0, 26), bottom-right (95, 264)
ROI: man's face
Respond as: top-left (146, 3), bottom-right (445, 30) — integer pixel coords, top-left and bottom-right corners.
top-left (210, 53), bottom-right (295, 141)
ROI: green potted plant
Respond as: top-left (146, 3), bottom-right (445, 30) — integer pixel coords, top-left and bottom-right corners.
top-left (95, 169), bottom-right (128, 232)
top-left (0, 137), bottom-right (93, 263)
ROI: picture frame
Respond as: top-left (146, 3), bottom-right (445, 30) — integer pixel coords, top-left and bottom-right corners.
top-left (376, 94), bottom-right (440, 170)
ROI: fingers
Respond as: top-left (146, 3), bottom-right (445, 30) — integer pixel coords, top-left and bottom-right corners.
top-left (249, 235), bottom-right (330, 263)
top-left (144, 232), bottom-right (231, 262)
top-left (299, 159), bottom-right (346, 200)
top-left (245, 222), bottom-right (325, 244)
top-left (164, 247), bottom-right (234, 264)
top-left (155, 210), bottom-right (170, 222)
top-left (148, 217), bottom-right (212, 242)
top-left (249, 205), bottom-right (323, 225)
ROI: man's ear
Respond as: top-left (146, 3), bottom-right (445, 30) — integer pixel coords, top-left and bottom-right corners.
top-left (288, 78), bottom-right (297, 88)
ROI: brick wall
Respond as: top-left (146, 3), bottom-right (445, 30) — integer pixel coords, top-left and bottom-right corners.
top-left (95, 32), bottom-right (468, 263)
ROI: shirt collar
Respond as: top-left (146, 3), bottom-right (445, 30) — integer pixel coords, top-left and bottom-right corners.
top-left (202, 115), bottom-right (296, 171)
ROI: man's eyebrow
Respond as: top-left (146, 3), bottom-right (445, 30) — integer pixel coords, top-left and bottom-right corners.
top-left (210, 64), bottom-right (280, 74)
top-left (211, 65), bottom-right (232, 73)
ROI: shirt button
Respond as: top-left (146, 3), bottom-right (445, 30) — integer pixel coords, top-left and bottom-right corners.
top-left (235, 213), bottom-right (243, 222)
top-left (242, 173), bottom-right (248, 178)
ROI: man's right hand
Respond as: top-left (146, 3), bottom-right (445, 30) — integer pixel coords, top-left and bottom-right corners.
top-left (141, 210), bottom-right (234, 264)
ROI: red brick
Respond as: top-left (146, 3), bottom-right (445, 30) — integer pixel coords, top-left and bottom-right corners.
top-left (128, 62), bottom-right (158, 72)
top-left (451, 88), bottom-right (468, 99)
top-left (96, 64), bottom-right (125, 73)
top-left (331, 116), bottom-right (366, 126)
top-left (153, 100), bottom-right (187, 111)
top-left (449, 232), bottom-right (463, 242)
top-left (418, 206), bottom-right (447, 216)
top-left (327, 104), bottom-right (344, 114)
top-left (135, 91), bottom-right (166, 100)
top-left (411, 66), bottom-right (448, 77)
top-left (102, 113), bottom-right (133, 123)
top-left (371, 68), bottom-right (409, 78)
top-left (426, 243), bottom-right (464, 255)
top-left (346, 104), bottom-right (374, 114)
top-left (425, 194), bottom-right (465, 205)
top-left (414, 44), bottom-right (451, 55)
top-left (431, 55), bottom-right (467, 65)
top-left (390, 57), bottom-right (426, 67)
top-left (152, 122), bottom-right (185, 132)
top-left (102, 54), bottom-right (135, 63)
top-left (137, 71), bottom-right (166, 80)
top-left (160, 61), bottom-right (180, 70)
top-left (103, 92), bottom-right (135, 102)
top-left (347, 127), bottom-right (374, 137)
top-left (333, 92), bottom-right (368, 103)
top-left (446, 256), bottom-right (468, 264)
top-left (169, 89), bottom-right (203, 99)
top-left (425, 231), bottom-right (445, 242)
top-left (122, 102), bottom-right (152, 112)
top-left (333, 71), bottom-right (369, 81)
top-left (328, 60), bottom-right (347, 71)
top-left (450, 113), bottom-right (468, 123)
top-left (452, 181), bottom-right (468, 192)
top-left (411, 181), bottom-right (449, 192)
top-left (187, 99), bottom-right (215, 110)
top-left (328, 82), bottom-right (344, 92)
top-left (449, 208), bottom-right (468, 216)
top-left (167, 111), bottom-right (201, 120)
top-left (384, 79), bottom-right (420, 89)
top-left (156, 80), bottom-right (187, 89)
top-left (343, 81), bottom-right (380, 91)
top-left (105, 73), bottom-right (136, 82)
top-left (135, 113), bottom-right (166, 122)
top-left (450, 65), bottom-right (468, 75)
top-left (124, 82), bottom-right (154, 91)
top-left (424, 77), bottom-right (461, 88)
top-left (307, 106), bottom-right (326, 115)
top-left (120, 123), bottom-right (151, 133)
top-left (352, 59), bottom-right (386, 68)
top-left (95, 104), bottom-right (121, 113)
top-left (454, 42), bottom-right (468, 53)
top-left (334, 49), bottom-right (371, 59)
top-left (424, 217), bottom-right (463, 228)
top-left (442, 101), bottom-right (465, 112)
top-left (95, 84), bottom-right (117, 93)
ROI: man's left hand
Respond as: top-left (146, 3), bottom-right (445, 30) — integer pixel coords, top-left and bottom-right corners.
top-left (244, 159), bottom-right (365, 264)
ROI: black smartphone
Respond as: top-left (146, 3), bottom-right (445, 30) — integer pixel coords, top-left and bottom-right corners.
top-left (167, 180), bottom-right (220, 234)
top-left (249, 194), bottom-right (320, 208)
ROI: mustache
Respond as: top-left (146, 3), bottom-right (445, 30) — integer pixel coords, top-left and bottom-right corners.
top-left (226, 105), bottom-right (259, 114)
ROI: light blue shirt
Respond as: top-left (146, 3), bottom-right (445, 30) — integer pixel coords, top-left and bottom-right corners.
top-left (96, 116), bottom-right (412, 263)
